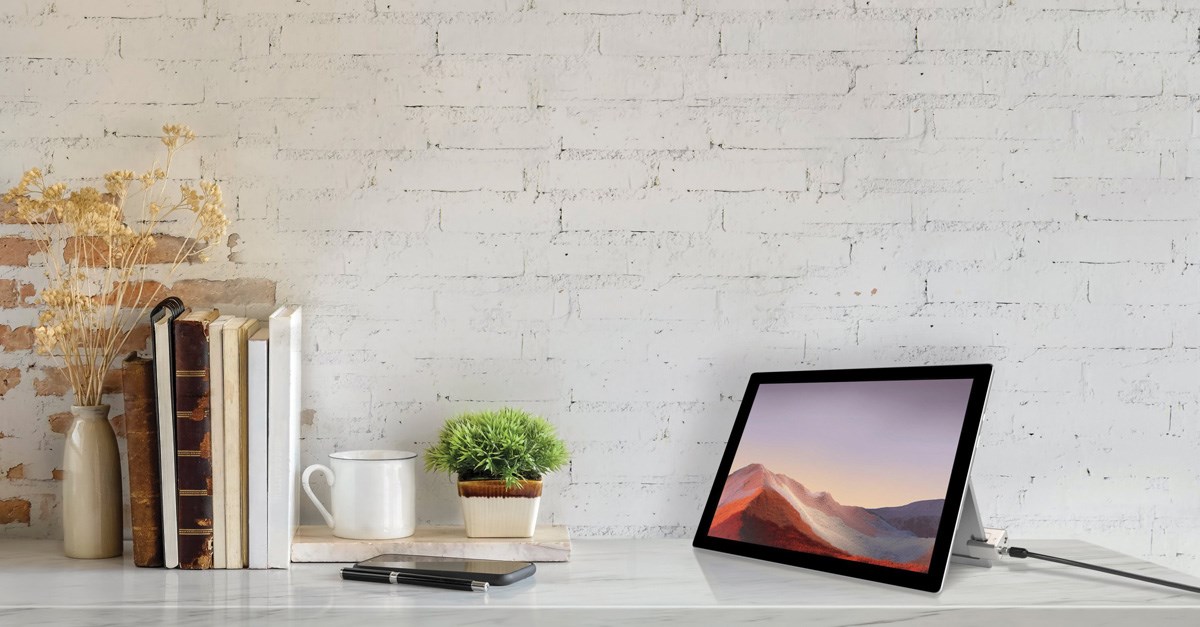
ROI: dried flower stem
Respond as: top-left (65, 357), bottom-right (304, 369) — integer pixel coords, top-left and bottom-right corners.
top-left (3, 124), bottom-right (229, 406)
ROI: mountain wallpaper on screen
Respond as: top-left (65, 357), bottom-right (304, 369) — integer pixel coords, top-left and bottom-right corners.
top-left (710, 464), bottom-right (943, 573)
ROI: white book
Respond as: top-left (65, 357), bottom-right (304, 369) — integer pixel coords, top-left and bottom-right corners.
top-left (223, 317), bottom-right (259, 569)
top-left (208, 315), bottom-right (233, 569)
top-left (247, 326), bottom-right (270, 570)
top-left (153, 314), bottom-right (179, 569)
top-left (267, 305), bottom-right (301, 569)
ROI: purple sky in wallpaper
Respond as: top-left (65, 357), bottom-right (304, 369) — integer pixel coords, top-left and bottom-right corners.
top-left (730, 379), bottom-right (974, 509)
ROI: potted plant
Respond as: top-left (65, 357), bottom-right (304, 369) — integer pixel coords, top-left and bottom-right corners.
top-left (424, 407), bottom-right (569, 538)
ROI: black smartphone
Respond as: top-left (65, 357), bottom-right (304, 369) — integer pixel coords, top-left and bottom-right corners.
top-left (353, 554), bottom-right (536, 586)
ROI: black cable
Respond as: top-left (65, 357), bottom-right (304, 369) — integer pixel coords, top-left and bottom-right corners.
top-left (1004, 546), bottom-right (1200, 595)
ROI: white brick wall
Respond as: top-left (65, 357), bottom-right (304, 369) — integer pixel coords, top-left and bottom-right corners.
top-left (1, 1), bottom-right (1198, 579)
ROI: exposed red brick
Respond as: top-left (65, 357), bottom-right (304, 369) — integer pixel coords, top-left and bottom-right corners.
top-left (101, 280), bottom-right (168, 308)
top-left (34, 367), bottom-right (122, 398)
top-left (51, 469), bottom-right (63, 481)
top-left (0, 324), bottom-right (36, 351)
top-left (0, 237), bottom-right (38, 266)
top-left (34, 370), bottom-right (69, 397)
top-left (0, 200), bottom-right (17, 224)
top-left (0, 498), bottom-right (31, 525)
top-left (171, 278), bottom-right (277, 306)
top-left (50, 407), bottom-right (124, 436)
top-left (0, 367), bottom-right (19, 396)
top-left (0, 279), bottom-right (36, 308)
top-left (0, 322), bottom-right (146, 354)
top-left (120, 324), bottom-right (153, 353)
top-left (5, 464), bottom-right (24, 480)
top-left (48, 412), bottom-right (72, 434)
top-left (105, 366), bottom-right (125, 393)
top-left (1, 199), bottom-right (59, 225)
top-left (64, 235), bottom-right (200, 267)
top-left (99, 278), bottom-right (275, 310)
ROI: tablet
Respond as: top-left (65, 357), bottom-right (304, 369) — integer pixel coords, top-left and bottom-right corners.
top-left (693, 365), bottom-right (992, 593)
top-left (354, 554), bottom-right (536, 586)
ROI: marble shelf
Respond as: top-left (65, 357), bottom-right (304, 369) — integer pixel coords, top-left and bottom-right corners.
top-left (290, 524), bottom-right (571, 563)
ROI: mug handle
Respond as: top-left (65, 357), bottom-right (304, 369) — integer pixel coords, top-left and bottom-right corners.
top-left (302, 464), bottom-right (336, 529)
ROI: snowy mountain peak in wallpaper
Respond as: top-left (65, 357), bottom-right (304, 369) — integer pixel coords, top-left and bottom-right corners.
top-left (710, 463), bottom-right (942, 573)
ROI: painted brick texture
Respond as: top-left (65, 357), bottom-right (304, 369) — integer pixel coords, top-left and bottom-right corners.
top-left (1, 2), bottom-right (1198, 578)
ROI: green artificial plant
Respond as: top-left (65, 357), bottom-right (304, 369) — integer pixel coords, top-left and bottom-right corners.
top-left (424, 407), bottom-right (570, 489)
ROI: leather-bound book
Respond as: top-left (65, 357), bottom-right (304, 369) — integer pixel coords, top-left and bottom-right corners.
top-left (173, 309), bottom-right (220, 570)
top-left (122, 352), bottom-right (164, 567)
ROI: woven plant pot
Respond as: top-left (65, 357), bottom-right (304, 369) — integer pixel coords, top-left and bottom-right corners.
top-left (457, 479), bottom-right (542, 538)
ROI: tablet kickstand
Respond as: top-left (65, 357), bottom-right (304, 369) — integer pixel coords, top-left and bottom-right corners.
top-left (950, 482), bottom-right (1008, 568)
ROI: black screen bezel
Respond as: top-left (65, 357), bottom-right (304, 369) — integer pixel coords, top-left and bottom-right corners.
top-left (692, 364), bottom-right (993, 594)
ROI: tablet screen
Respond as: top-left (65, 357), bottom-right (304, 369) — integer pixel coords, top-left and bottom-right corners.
top-left (694, 366), bottom-right (991, 592)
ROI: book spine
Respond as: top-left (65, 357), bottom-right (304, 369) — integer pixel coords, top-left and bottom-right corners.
top-left (267, 306), bottom-right (301, 569)
top-left (246, 330), bottom-right (269, 569)
top-left (222, 321), bottom-right (240, 569)
top-left (154, 317), bottom-right (179, 568)
top-left (208, 317), bottom-right (230, 569)
top-left (223, 318), bottom-right (255, 569)
top-left (122, 354), bottom-right (164, 568)
top-left (174, 317), bottom-right (215, 570)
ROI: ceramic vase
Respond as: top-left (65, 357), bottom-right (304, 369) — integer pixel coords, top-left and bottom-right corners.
top-left (458, 479), bottom-right (542, 538)
top-left (62, 404), bottom-right (123, 559)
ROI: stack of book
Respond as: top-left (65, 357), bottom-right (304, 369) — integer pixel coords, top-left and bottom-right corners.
top-left (121, 300), bottom-right (302, 570)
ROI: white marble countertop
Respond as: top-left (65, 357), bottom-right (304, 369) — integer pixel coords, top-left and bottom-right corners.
top-left (1, 538), bottom-right (1198, 625)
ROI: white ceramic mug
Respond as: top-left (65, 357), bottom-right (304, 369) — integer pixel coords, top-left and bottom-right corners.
top-left (302, 450), bottom-right (417, 540)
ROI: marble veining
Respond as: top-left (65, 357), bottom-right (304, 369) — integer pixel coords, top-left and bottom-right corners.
top-left (0, 539), bottom-right (1197, 626)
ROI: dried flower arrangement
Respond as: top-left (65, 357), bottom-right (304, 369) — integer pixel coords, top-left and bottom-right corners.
top-left (2, 124), bottom-right (229, 406)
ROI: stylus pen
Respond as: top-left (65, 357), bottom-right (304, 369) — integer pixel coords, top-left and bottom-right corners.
top-left (340, 567), bottom-right (489, 592)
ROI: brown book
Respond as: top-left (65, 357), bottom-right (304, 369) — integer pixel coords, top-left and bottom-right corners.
top-left (173, 309), bottom-right (219, 570)
top-left (122, 352), bottom-right (164, 568)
